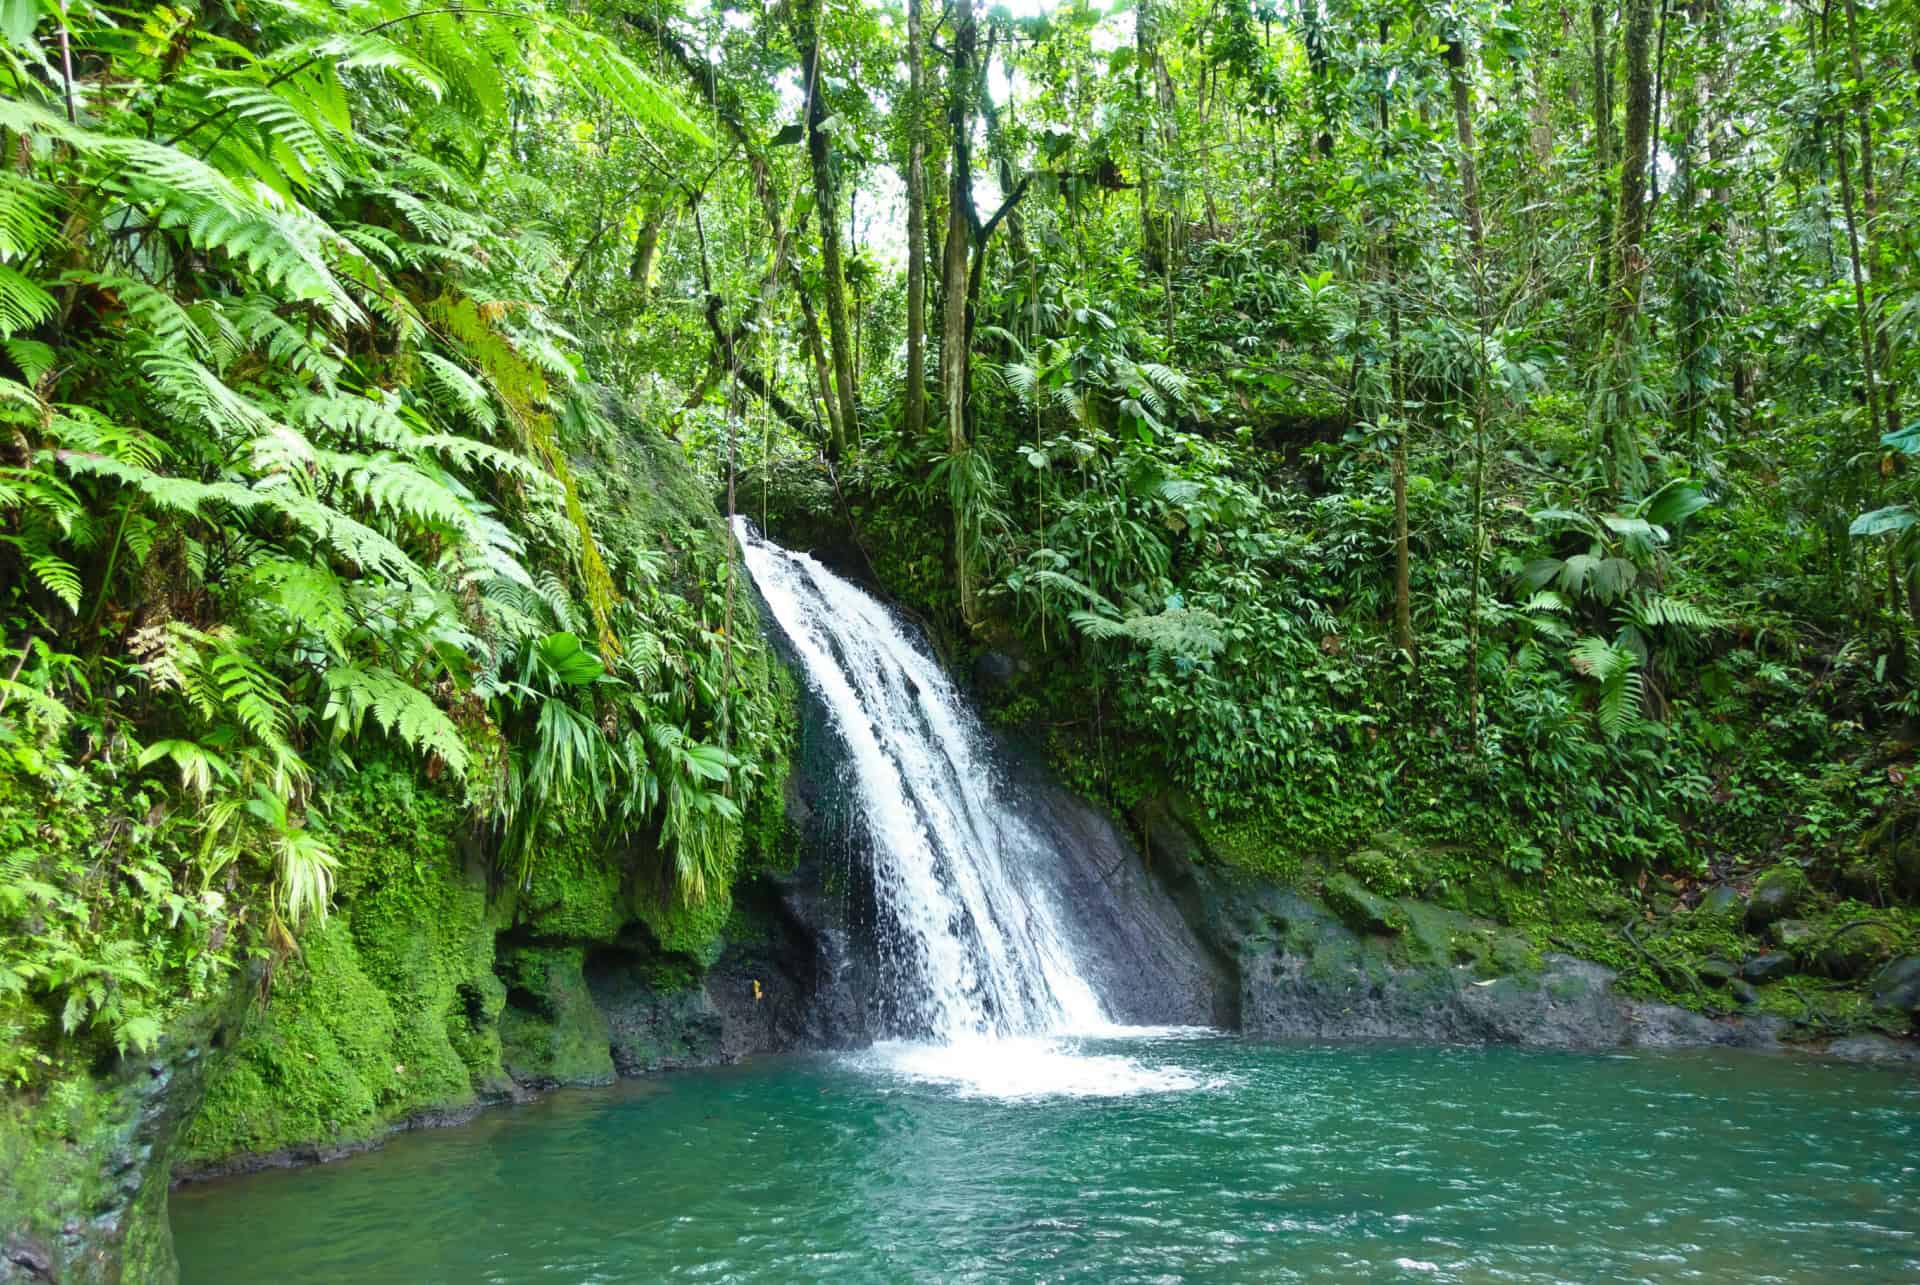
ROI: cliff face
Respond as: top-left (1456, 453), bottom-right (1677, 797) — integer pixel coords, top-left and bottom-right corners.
top-left (170, 761), bottom-right (846, 1185)
top-left (0, 418), bottom-right (819, 1283)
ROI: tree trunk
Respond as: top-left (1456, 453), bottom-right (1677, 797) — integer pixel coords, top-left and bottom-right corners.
top-left (1590, 0), bottom-right (1614, 301)
top-left (1389, 263), bottom-right (1412, 659)
top-left (1446, 25), bottom-right (1490, 744)
top-left (942, 4), bottom-right (981, 624)
top-left (1444, 37), bottom-right (1486, 261)
top-left (626, 200), bottom-right (674, 306)
top-left (1613, 0), bottom-right (1656, 331)
top-left (795, 0), bottom-right (857, 459)
top-left (904, 0), bottom-right (929, 439)
top-left (941, 6), bottom-right (978, 461)
top-left (1841, 0), bottom-right (1893, 437)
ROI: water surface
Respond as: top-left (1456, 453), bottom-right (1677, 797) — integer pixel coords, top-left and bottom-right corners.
top-left (172, 1034), bottom-right (1920, 1283)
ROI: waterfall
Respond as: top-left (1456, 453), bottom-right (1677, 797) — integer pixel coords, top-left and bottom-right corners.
top-left (734, 519), bottom-right (1110, 1043)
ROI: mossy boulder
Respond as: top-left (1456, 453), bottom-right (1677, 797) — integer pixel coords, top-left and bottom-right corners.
top-left (1894, 841), bottom-right (1920, 900)
top-left (1320, 873), bottom-right (1407, 936)
top-left (1819, 922), bottom-right (1899, 981)
top-left (1693, 884), bottom-right (1744, 926)
top-left (1869, 956), bottom-right (1920, 1025)
top-left (1343, 844), bottom-right (1414, 898)
top-left (1696, 958), bottom-right (1739, 987)
top-left (1740, 952), bottom-right (1794, 983)
top-left (1745, 865), bottom-right (1808, 930)
top-left (1835, 856), bottom-right (1890, 904)
top-left (1770, 918), bottom-right (1820, 954)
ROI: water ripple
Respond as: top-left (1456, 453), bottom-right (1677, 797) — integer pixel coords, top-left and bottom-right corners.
top-left (174, 1037), bottom-right (1920, 1284)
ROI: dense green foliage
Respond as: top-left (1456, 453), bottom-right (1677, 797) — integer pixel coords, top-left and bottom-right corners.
top-left (4, 0), bottom-right (1919, 1085)
top-left (0, 0), bottom-right (790, 1077)
top-left (600, 0), bottom-right (1919, 902)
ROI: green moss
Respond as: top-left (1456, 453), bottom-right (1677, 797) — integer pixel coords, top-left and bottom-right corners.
top-left (638, 958), bottom-right (701, 994)
top-left (516, 827), bottom-right (628, 941)
top-left (1343, 846), bottom-right (1413, 897)
top-left (1193, 809), bottom-right (1309, 885)
top-left (634, 884), bottom-right (732, 965)
top-left (180, 918), bottom-right (401, 1161)
top-left (496, 945), bottom-right (614, 1087)
top-left (1395, 900), bottom-right (1458, 966)
top-left (1321, 872), bottom-right (1408, 936)
top-left (180, 763), bottom-right (512, 1165)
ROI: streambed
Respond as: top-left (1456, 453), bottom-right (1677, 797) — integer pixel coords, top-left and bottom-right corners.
top-left (172, 1032), bottom-right (1919, 1282)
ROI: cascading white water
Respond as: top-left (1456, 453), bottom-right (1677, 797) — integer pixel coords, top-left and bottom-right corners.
top-left (734, 518), bottom-right (1111, 1043)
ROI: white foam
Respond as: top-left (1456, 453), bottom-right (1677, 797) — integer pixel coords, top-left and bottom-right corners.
top-left (847, 1034), bottom-right (1221, 1101)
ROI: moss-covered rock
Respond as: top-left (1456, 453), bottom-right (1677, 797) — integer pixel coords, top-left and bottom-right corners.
top-left (1746, 865), bottom-right (1809, 930)
top-left (496, 944), bottom-right (615, 1088)
top-left (1693, 884), bottom-right (1744, 926)
top-left (2, 978), bottom-right (247, 1284)
top-left (515, 832), bottom-right (629, 942)
top-left (633, 884), bottom-right (733, 966)
top-left (1321, 872), bottom-right (1407, 936)
top-left (179, 767), bottom-right (511, 1169)
top-left (1770, 917), bottom-right (1819, 954)
top-left (1869, 956), bottom-right (1920, 1025)
top-left (179, 920), bottom-right (405, 1165)
top-left (1741, 951), bottom-right (1794, 982)
top-left (1820, 922), bottom-right (1899, 980)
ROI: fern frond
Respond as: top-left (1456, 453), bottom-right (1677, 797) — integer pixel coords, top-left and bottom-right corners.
top-left (1629, 594), bottom-right (1722, 634)
top-left (0, 264), bottom-right (56, 339)
top-left (416, 351), bottom-right (499, 430)
top-left (322, 663), bottom-right (470, 780)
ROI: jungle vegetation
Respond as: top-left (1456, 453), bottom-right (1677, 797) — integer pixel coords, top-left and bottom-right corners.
top-left (3, 0), bottom-right (1919, 1072)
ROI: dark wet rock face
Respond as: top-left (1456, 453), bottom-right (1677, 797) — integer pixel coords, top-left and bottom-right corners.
top-left (1, 977), bottom-right (250, 1285)
top-left (1002, 766), bottom-right (1235, 1028)
top-left (587, 878), bottom-right (854, 1076)
top-left (1871, 956), bottom-right (1920, 1027)
top-left (778, 660), bottom-right (1234, 1034)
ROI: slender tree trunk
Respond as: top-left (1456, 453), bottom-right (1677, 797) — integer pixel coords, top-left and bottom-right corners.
top-left (1841, 0), bottom-right (1893, 436)
top-left (1831, 86), bottom-right (1883, 446)
top-left (1444, 37), bottom-right (1486, 259)
top-left (1591, 0), bottom-right (1614, 300)
top-left (1649, 0), bottom-right (1669, 208)
top-left (942, 7), bottom-right (978, 461)
top-left (1136, 0), bottom-right (1150, 260)
top-left (943, 3), bottom-right (981, 623)
top-left (795, 0), bottom-right (857, 458)
top-left (626, 200), bottom-right (674, 306)
top-left (904, 0), bottom-right (929, 438)
top-left (1392, 345), bottom-right (1412, 658)
top-left (1446, 27), bottom-right (1491, 744)
top-left (1614, 0), bottom-right (1655, 331)
top-left (1378, 20), bottom-right (1412, 660)
top-left (791, 209), bottom-right (840, 449)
